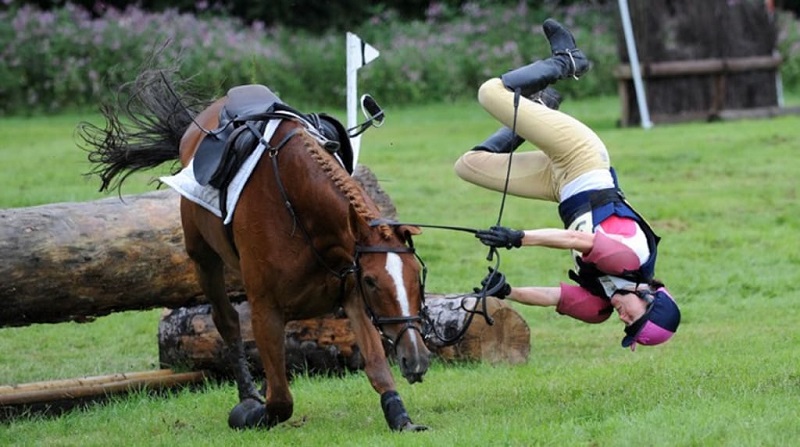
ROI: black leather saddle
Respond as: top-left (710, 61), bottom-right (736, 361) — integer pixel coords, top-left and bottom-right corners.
top-left (192, 84), bottom-right (355, 192)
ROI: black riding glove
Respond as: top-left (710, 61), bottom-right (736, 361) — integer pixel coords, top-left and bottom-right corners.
top-left (475, 225), bottom-right (524, 249)
top-left (474, 267), bottom-right (512, 299)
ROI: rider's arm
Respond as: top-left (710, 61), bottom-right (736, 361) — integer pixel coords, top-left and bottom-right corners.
top-left (519, 228), bottom-right (594, 253)
top-left (520, 228), bottom-right (643, 274)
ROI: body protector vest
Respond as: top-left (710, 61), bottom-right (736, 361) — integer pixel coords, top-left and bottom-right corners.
top-left (557, 168), bottom-right (661, 299)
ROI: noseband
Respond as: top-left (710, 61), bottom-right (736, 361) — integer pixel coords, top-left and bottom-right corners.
top-left (354, 242), bottom-right (428, 348)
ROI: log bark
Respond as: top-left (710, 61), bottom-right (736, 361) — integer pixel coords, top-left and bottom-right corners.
top-left (0, 165), bottom-right (394, 328)
top-left (0, 189), bottom-right (212, 327)
top-left (424, 295), bottom-right (530, 365)
top-left (157, 294), bottom-right (530, 377)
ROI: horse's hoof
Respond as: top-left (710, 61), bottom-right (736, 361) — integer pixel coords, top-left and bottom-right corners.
top-left (400, 421), bottom-right (428, 432)
top-left (228, 398), bottom-right (268, 430)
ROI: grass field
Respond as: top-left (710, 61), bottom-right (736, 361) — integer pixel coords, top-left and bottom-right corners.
top-left (1, 95), bottom-right (799, 446)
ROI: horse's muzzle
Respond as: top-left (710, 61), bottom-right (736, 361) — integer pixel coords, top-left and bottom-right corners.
top-left (397, 336), bottom-right (430, 384)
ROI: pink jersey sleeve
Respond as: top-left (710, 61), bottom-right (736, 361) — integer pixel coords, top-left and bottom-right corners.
top-left (582, 227), bottom-right (642, 275)
top-left (557, 283), bottom-right (613, 323)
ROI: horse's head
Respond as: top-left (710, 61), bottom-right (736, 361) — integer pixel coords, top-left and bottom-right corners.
top-left (348, 205), bottom-right (430, 384)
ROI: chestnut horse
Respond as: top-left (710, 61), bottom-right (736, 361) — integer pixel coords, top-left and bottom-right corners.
top-left (79, 70), bottom-right (430, 431)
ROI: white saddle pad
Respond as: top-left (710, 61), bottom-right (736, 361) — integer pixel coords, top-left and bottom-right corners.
top-left (159, 119), bottom-right (281, 225)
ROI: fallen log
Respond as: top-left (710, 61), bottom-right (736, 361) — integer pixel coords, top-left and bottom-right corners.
top-left (424, 295), bottom-right (531, 365)
top-left (158, 294), bottom-right (530, 377)
top-left (0, 369), bottom-right (207, 419)
top-left (0, 165), bottom-right (395, 328)
top-left (0, 189), bottom-right (215, 327)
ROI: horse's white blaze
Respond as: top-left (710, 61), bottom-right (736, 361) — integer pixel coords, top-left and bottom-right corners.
top-left (384, 253), bottom-right (421, 353)
top-left (385, 253), bottom-right (410, 315)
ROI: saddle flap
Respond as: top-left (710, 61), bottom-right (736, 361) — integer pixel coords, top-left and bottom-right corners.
top-left (193, 128), bottom-right (232, 186)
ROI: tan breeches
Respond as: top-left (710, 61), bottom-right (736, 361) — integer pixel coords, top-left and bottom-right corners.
top-left (454, 78), bottom-right (610, 202)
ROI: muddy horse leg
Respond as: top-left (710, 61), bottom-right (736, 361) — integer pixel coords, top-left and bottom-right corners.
top-left (183, 220), bottom-right (260, 411)
top-left (229, 294), bottom-right (293, 429)
top-left (342, 300), bottom-right (427, 432)
top-left (197, 259), bottom-right (261, 401)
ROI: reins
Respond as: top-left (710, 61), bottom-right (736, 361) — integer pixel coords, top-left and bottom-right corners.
top-left (367, 91), bottom-right (524, 346)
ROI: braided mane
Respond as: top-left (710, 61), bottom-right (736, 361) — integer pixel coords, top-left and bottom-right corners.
top-left (301, 132), bottom-right (393, 240)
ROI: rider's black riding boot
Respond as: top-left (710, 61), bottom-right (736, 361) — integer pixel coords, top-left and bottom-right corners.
top-left (530, 86), bottom-right (563, 110)
top-left (472, 87), bottom-right (562, 153)
top-left (500, 18), bottom-right (590, 97)
top-left (472, 127), bottom-right (525, 153)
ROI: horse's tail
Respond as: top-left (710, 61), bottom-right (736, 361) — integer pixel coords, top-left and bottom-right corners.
top-left (78, 68), bottom-right (207, 193)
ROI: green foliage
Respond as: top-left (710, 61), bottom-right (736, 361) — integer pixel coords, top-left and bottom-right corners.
top-left (2, 96), bottom-right (800, 444)
top-left (13, 0), bottom-right (590, 33)
top-left (3, 2), bottom-right (800, 116)
top-left (0, 2), bottom-right (625, 115)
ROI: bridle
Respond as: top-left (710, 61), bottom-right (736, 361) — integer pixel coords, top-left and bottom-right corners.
top-left (354, 238), bottom-right (429, 348)
top-left (263, 119), bottom-right (429, 348)
top-left (367, 219), bottom-right (506, 346)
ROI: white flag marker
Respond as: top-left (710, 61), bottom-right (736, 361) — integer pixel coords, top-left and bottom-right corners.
top-left (346, 32), bottom-right (380, 167)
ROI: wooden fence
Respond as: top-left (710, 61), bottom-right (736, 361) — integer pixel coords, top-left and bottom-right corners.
top-left (615, 0), bottom-right (798, 125)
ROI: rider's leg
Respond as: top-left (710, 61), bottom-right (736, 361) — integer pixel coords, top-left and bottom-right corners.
top-left (454, 148), bottom-right (560, 201)
top-left (471, 87), bottom-right (562, 154)
top-left (500, 18), bottom-right (591, 96)
top-left (476, 19), bottom-right (610, 196)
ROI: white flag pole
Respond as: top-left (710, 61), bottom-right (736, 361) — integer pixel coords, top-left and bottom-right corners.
top-left (346, 32), bottom-right (380, 167)
top-left (618, 0), bottom-right (652, 129)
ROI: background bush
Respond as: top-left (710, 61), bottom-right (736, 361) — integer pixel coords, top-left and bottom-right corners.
top-left (1, 1), bottom-right (799, 115)
top-left (15, 0), bottom-right (610, 33)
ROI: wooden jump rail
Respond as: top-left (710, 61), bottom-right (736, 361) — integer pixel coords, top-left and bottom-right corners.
top-left (614, 55), bottom-right (783, 79)
top-left (614, 55), bottom-right (800, 125)
top-left (0, 369), bottom-right (207, 417)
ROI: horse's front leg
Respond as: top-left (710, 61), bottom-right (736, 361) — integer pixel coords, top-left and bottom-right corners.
top-left (229, 297), bottom-right (293, 429)
top-left (342, 299), bottom-right (428, 432)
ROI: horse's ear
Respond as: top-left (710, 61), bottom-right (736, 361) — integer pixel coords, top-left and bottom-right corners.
top-left (397, 225), bottom-right (422, 238)
top-left (347, 203), bottom-right (369, 239)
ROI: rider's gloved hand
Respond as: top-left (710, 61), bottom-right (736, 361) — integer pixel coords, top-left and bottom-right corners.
top-left (475, 225), bottom-right (524, 249)
top-left (473, 267), bottom-right (512, 299)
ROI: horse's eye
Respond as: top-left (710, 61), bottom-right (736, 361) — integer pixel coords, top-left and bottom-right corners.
top-left (363, 276), bottom-right (378, 289)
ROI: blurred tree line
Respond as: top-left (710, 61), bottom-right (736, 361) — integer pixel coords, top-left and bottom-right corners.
top-left (14, 0), bottom-right (800, 31)
top-left (12, 0), bottom-right (613, 32)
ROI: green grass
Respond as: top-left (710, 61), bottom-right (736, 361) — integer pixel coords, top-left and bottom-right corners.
top-left (2, 96), bottom-right (800, 446)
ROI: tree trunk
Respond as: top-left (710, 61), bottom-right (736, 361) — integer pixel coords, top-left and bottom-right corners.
top-left (157, 295), bottom-right (530, 377)
top-left (0, 165), bottom-right (395, 328)
top-left (0, 189), bottom-right (219, 327)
